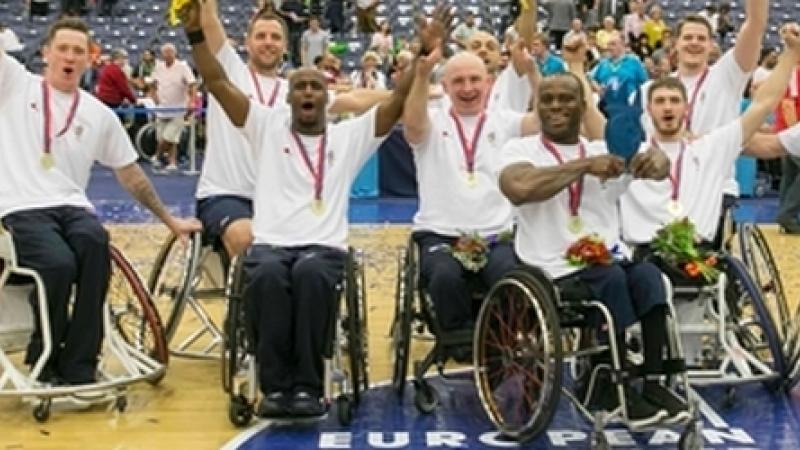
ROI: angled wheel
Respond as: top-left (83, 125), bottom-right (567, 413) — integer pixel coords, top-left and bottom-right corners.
top-left (738, 223), bottom-right (792, 356)
top-left (391, 246), bottom-right (414, 398)
top-left (147, 232), bottom-right (201, 342)
top-left (473, 268), bottom-right (563, 443)
top-left (343, 248), bottom-right (368, 407)
top-left (724, 257), bottom-right (787, 390)
top-left (107, 245), bottom-right (168, 384)
top-left (221, 257), bottom-right (248, 394)
top-left (229, 395), bottom-right (253, 428)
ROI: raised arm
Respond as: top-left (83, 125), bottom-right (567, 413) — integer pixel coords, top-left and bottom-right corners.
top-left (733, 0), bottom-right (769, 72)
top-left (500, 154), bottom-right (624, 205)
top-left (329, 88), bottom-right (392, 115)
top-left (741, 24), bottom-right (800, 148)
top-left (180, 0), bottom-right (250, 127)
top-left (515, 0), bottom-right (537, 47)
top-left (200, 0), bottom-right (227, 54)
top-left (401, 50), bottom-right (434, 144)
top-left (564, 36), bottom-right (606, 140)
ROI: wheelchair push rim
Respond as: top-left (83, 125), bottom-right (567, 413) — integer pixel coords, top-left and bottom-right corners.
top-left (391, 245), bottom-right (414, 397)
top-left (473, 269), bottom-right (562, 442)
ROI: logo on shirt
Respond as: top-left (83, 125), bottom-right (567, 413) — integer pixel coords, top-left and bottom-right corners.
top-left (283, 147), bottom-right (291, 155)
top-left (74, 125), bottom-right (83, 138)
top-left (30, 102), bottom-right (38, 112)
top-left (487, 132), bottom-right (496, 144)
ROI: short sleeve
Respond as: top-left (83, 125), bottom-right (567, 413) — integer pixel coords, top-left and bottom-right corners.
top-left (216, 42), bottom-right (248, 79)
top-left (334, 105), bottom-right (385, 172)
top-left (182, 61), bottom-right (197, 85)
top-left (0, 52), bottom-right (30, 105)
top-left (699, 118), bottom-right (743, 171)
top-left (713, 49), bottom-right (750, 94)
top-left (242, 100), bottom-right (286, 155)
top-left (498, 137), bottom-right (534, 175)
top-left (96, 108), bottom-right (139, 168)
top-left (779, 123), bottom-right (800, 157)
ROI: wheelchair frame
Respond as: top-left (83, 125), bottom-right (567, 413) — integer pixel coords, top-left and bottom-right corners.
top-left (222, 247), bottom-right (370, 427)
top-left (0, 227), bottom-right (167, 422)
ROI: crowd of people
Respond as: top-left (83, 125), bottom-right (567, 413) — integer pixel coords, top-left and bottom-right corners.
top-left (1, 0), bottom-right (800, 430)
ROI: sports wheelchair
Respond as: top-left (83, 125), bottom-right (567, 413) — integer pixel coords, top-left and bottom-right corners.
top-left (222, 247), bottom-right (370, 427)
top-left (0, 226), bottom-right (167, 422)
top-left (148, 232), bottom-right (227, 360)
top-left (391, 235), bottom-right (493, 413)
top-left (472, 265), bottom-right (702, 448)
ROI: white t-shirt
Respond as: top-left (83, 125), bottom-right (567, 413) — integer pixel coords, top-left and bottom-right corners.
top-left (499, 136), bottom-right (631, 278)
top-left (411, 107), bottom-right (524, 237)
top-left (196, 43), bottom-right (289, 200)
top-left (241, 104), bottom-right (386, 249)
top-left (640, 49), bottom-right (750, 195)
top-left (0, 53), bottom-right (138, 219)
top-left (151, 59), bottom-right (196, 118)
top-left (620, 120), bottom-right (743, 244)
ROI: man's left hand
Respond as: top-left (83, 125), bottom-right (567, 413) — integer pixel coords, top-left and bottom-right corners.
top-left (630, 147), bottom-right (670, 180)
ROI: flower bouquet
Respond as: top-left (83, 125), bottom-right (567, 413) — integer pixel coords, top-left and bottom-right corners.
top-left (651, 218), bottom-right (720, 282)
top-left (168, 0), bottom-right (192, 26)
top-left (565, 234), bottom-right (613, 267)
top-left (449, 231), bottom-right (513, 272)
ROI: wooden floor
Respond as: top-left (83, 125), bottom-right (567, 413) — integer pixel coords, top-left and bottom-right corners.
top-left (1, 224), bottom-right (798, 450)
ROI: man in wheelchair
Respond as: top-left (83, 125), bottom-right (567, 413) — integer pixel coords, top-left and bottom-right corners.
top-left (178, 0), bottom-right (446, 418)
top-left (0, 18), bottom-right (200, 385)
top-left (497, 72), bottom-right (690, 427)
top-left (621, 24), bottom-right (800, 253)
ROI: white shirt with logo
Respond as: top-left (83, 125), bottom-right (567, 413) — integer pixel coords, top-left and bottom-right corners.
top-left (0, 53), bottom-right (138, 218)
top-left (151, 58), bottom-right (196, 118)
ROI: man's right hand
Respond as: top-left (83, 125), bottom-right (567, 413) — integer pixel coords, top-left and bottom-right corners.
top-left (416, 3), bottom-right (455, 55)
top-left (586, 155), bottom-right (625, 181)
top-left (178, 0), bottom-right (203, 33)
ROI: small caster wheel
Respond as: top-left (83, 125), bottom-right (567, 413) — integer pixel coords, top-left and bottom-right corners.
top-left (678, 419), bottom-right (704, 450)
top-left (116, 396), bottom-right (128, 412)
top-left (33, 399), bottom-right (51, 423)
top-left (413, 383), bottom-right (438, 414)
top-left (228, 395), bottom-right (253, 428)
top-left (336, 394), bottom-right (354, 425)
top-left (590, 430), bottom-right (609, 450)
top-left (723, 386), bottom-right (736, 408)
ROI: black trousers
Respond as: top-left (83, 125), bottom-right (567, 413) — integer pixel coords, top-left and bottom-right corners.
top-left (414, 231), bottom-right (517, 331)
top-left (2, 206), bottom-right (110, 383)
top-left (243, 244), bottom-right (346, 397)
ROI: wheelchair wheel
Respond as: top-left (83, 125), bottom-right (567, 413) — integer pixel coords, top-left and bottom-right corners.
top-left (344, 248), bottom-right (368, 405)
top-left (147, 233), bottom-right (200, 341)
top-left (222, 257), bottom-right (249, 396)
top-left (473, 268), bottom-right (563, 442)
top-left (391, 246), bottom-right (414, 397)
top-left (134, 122), bottom-right (157, 160)
top-left (107, 245), bottom-right (169, 384)
top-left (738, 224), bottom-right (791, 352)
top-left (724, 257), bottom-right (787, 390)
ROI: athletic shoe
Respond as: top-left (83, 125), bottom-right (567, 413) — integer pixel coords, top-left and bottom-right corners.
top-left (289, 391), bottom-right (325, 417)
top-left (257, 391), bottom-right (290, 418)
top-left (643, 383), bottom-right (691, 424)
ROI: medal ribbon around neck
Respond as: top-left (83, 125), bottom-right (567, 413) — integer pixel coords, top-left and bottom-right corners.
top-left (41, 79), bottom-right (80, 160)
top-left (449, 109), bottom-right (487, 180)
top-left (291, 131), bottom-right (327, 204)
top-left (684, 67), bottom-right (709, 133)
top-left (540, 136), bottom-right (586, 218)
top-left (249, 68), bottom-right (280, 107)
top-left (650, 137), bottom-right (686, 204)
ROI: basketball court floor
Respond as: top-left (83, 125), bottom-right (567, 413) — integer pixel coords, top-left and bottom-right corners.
top-left (1, 166), bottom-right (799, 449)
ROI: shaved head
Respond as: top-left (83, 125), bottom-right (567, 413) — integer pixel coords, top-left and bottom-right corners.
top-left (443, 52), bottom-right (487, 81)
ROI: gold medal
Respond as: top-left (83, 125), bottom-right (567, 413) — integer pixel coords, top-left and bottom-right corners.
top-left (41, 153), bottom-right (55, 170)
top-left (466, 171), bottom-right (478, 188)
top-left (667, 199), bottom-right (683, 217)
top-left (311, 199), bottom-right (325, 216)
top-left (567, 215), bottom-right (583, 234)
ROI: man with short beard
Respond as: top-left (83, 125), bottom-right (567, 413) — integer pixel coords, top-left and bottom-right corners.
top-left (178, 0), bottom-right (445, 418)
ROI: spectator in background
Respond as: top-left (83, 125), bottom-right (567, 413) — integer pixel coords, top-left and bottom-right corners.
top-left (649, 52), bottom-right (672, 79)
top-left (642, 5), bottom-right (667, 49)
top-left (631, 33), bottom-right (652, 61)
top-left (451, 11), bottom-right (479, 50)
top-left (590, 34), bottom-right (648, 116)
top-left (95, 48), bottom-right (137, 118)
top-left (585, 30), bottom-right (601, 68)
top-left (132, 49), bottom-right (156, 90)
top-left (651, 28), bottom-right (674, 68)
top-left (350, 50), bottom-right (386, 89)
top-left (596, 15), bottom-right (621, 53)
top-left (713, 3), bottom-right (734, 46)
top-left (357, 0), bottom-right (379, 33)
top-left (544, 0), bottom-right (576, 50)
top-left (774, 65), bottom-right (800, 233)
top-left (301, 16), bottom-right (328, 67)
top-left (278, 0), bottom-right (308, 67)
top-left (325, 0), bottom-right (345, 35)
top-left (371, 20), bottom-right (394, 72)
top-left (563, 18), bottom-right (586, 48)
top-left (151, 43), bottom-right (196, 172)
top-left (389, 49), bottom-right (413, 87)
top-left (622, 0), bottom-right (646, 45)
top-left (0, 22), bottom-right (24, 62)
top-left (752, 48), bottom-right (779, 89)
top-left (98, 0), bottom-right (117, 16)
top-left (60, 0), bottom-right (84, 17)
top-left (530, 32), bottom-right (567, 77)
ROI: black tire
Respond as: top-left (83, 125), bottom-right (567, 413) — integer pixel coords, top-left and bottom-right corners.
top-left (229, 395), bottom-right (253, 428)
top-left (33, 400), bottom-right (50, 423)
top-left (473, 268), bottom-right (563, 443)
top-left (147, 232), bottom-right (202, 343)
top-left (336, 394), bottom-right (354, 425)
top-left (391, 247), bottom-right (413, 398)
top-left (724, 256), bottom-right (787, 390)
top-left (221, 257), bottom-right (248, 395)
top-left (344, 248), bottom-right (365, 406)
top-left (738, 224), bottom-right (791, 352)
top-left (134, 122), bottom-right (157, 160)
top-left (413, 382), bottom-right (438, 414)
top-left (108, 245), bottom-right (169, 384)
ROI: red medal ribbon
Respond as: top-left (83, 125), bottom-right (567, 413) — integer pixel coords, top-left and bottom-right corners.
top-left (41, 79), bottom-right (80, 156)
top-left (249, 68), bottom-right (280, 107)
top-left (540, 136), bottom-right (586, 217)
top-left (684, 68), bottom-right (709, 133)
top-left (449, 109), bottom-right (487, 178)
top-left (650, 137), bottom-right (686, 202)
top-left (291, 131), bottom-right (327, 202)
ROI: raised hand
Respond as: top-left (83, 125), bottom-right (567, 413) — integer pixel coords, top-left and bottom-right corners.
top-left (416, 3), bottom-right (455, 55)
top-left (177, 0), bottom-right (204, 32)
top-left (416, 39), bottom-right (443, 78)
top-left (780, 22), bottom-right (800, 56)
top-left (562, 35), bottom-right (587, 65)
top-left (510, 38), bottom-right (536, 75)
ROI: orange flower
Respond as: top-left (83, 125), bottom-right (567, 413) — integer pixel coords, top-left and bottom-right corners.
top-left (684, 262), bottom-right (701, 278)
